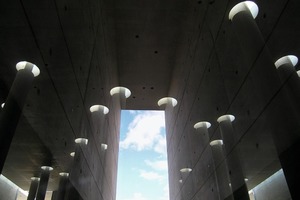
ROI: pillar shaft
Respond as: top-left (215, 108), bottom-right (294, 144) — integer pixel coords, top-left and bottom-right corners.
top-left (219, 120), bottom-right (249, 200)
top-left (56, 176), bottom-right (68, 200)
top-left (277, 64), bottom-right (300, 116)
top-left (211, 143), bottom-right (233, 200)
top-left (232, 11), bottom-right (265, 65)
top-left (27, 179), bottom-right (39, 200)
top-left (0, 68), bottom-right (35, 173)
top-left (36, 170), bottom-right (51, 200)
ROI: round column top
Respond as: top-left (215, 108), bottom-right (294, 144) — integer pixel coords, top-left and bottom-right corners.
top-left (217, 114), bottom-right (235, 123)
top-left (59, 172), bottom-right (69, 177)
top-left (157, 97), bottom-right (178, 107)
top-left (75, 138), bottom-right (88, 145)
top-left (194, 121), bottom-right (211, 129)
top-left (41, 166), bottom-right (53, 171)
top-left (16, 61), bottom-right (40, 77)
top-left (30, 177), bottom-right (40, 181)
top-left (180, 168), bottom-right (192, 173)
top-left (229, 1), bottom-right (259, 20)
top-left (274, 55), bottom-right (298, 69)
top-left (209, 140), bottom-right (223, 146)
top-left (90, 105), bottom-right (109, 114)
top-left (110, 86), bottom-right (131, 98)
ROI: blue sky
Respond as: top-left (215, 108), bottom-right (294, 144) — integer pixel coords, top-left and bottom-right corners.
top-left (116, 110), bottom-right (169, 200)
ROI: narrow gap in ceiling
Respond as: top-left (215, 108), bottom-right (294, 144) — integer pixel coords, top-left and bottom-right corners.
top-left (116, 110), bottom-right (169, 200)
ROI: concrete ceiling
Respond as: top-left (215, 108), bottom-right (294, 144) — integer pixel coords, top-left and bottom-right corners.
top-left (0, 0), bottom-right (299, 197)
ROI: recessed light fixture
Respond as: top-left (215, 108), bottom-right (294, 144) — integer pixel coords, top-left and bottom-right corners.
top-left (16, 61), bottom-right (40, 77)
top-left (75, 138), bottom-right (88, 145)
top-left (217, 114), bottom-right (235, 123)
top-left (110, 87), bottom-right (131, 98)
top-left (90, 105), bottom-right (109, 114)
top-left (229, 1), bottom-right (259, 20)
top-left (157, 97), bottom-right (178, 107)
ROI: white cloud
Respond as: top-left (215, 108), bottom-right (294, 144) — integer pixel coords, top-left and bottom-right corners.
top-left (154, 134), bottom-right (167, 156)
top-left (159, 185), bottom-right (170, 200)
top-left (139, 170), bottom-right (164, 181)
top-left (120, 193), bottom-right (148, 200)
top-left (145, 160), bottom-right (168, 171)
top-left (120, 111), bottom-right (165, 154)
top-left (129, 110), bottom-right (137, 115)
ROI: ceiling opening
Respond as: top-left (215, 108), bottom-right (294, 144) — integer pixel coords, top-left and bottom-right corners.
top-left (116, 110), bottom-right (169, 200)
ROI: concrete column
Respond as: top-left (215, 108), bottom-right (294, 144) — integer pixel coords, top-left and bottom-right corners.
top-left (89, 105), bottom-right (109, 135)
top-left (0, 61), bottom-right (39, 172)
top-left (229, 1), bottom-right (261, 64)
top-left (275, 57), bottom-right (300, 200)
top-left (217, 115), bottom-right (249, 200)
top-left (90, 105), bottom-right (109, 156)
top-left (36, 166), bottom-right (53, 200)
top-left (210, 140), bottom-right (233, 200)
top-left (275, 56), bottom-right (300, 114)
top-left (193, 121), bottom-right (211, 145)
top-left (110, 86), bottom-right (131, 109)
top-left (27, 177), bottom-right (40, 200)
top-left (56, 172), bottom-right (69, 200)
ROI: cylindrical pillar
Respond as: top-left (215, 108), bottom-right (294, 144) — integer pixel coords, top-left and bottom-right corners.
top-left (0, 61), bottom-right (39, 172)
top-left (217, 115), bottom-right (249, 200)
top-left (90, 105), bottom-right (109, 155)
top-left (193, 121), bottom-right (211, 145)
top-left (275, 56), bottom-right (300, 114)
top-left (56, 172), bottom-right (69, 200)
top-left (210, 140), bottom-right (234, 200)
top-left (89, 105), bottom-right (109, 135)
top-left (157, 97), bottom-right (178, 137)
top-left (36, 166), bottom-right (53, 200)
top-left (27, 177), bottom-right (40, 200)
top-left (110, 86), bottom-right (131, 109)
top-left (229, 2), bottom-right (261, 64)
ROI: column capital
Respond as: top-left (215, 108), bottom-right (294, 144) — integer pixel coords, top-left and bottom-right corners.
top-left (90, 105), bottom-right (109, 114)
top-left (217, 115), bottom-right (235, 123)
top-left (16, 61), bottom-right (40, 77)
top-left (229, 1), bottom-right (258, 20)
top-left (194, 121), bottom-right (211, 129)
top-left (110, 86), bottom-right (131, 98)
top-left (274, 55), bottom-right (298, 69)
top-left (75, 138), bottom-right (88, 145)
top-left (157, 97), bottom-right (177, 107)
top-left (210, 140), bottom-right (223, 146)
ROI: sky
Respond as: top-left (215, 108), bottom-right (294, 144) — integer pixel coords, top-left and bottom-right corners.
top-left (116, 110), bottom-right (169, 200)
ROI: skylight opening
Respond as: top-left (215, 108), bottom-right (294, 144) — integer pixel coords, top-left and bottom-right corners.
top-left (116, 110), bottom-right (169, 200)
